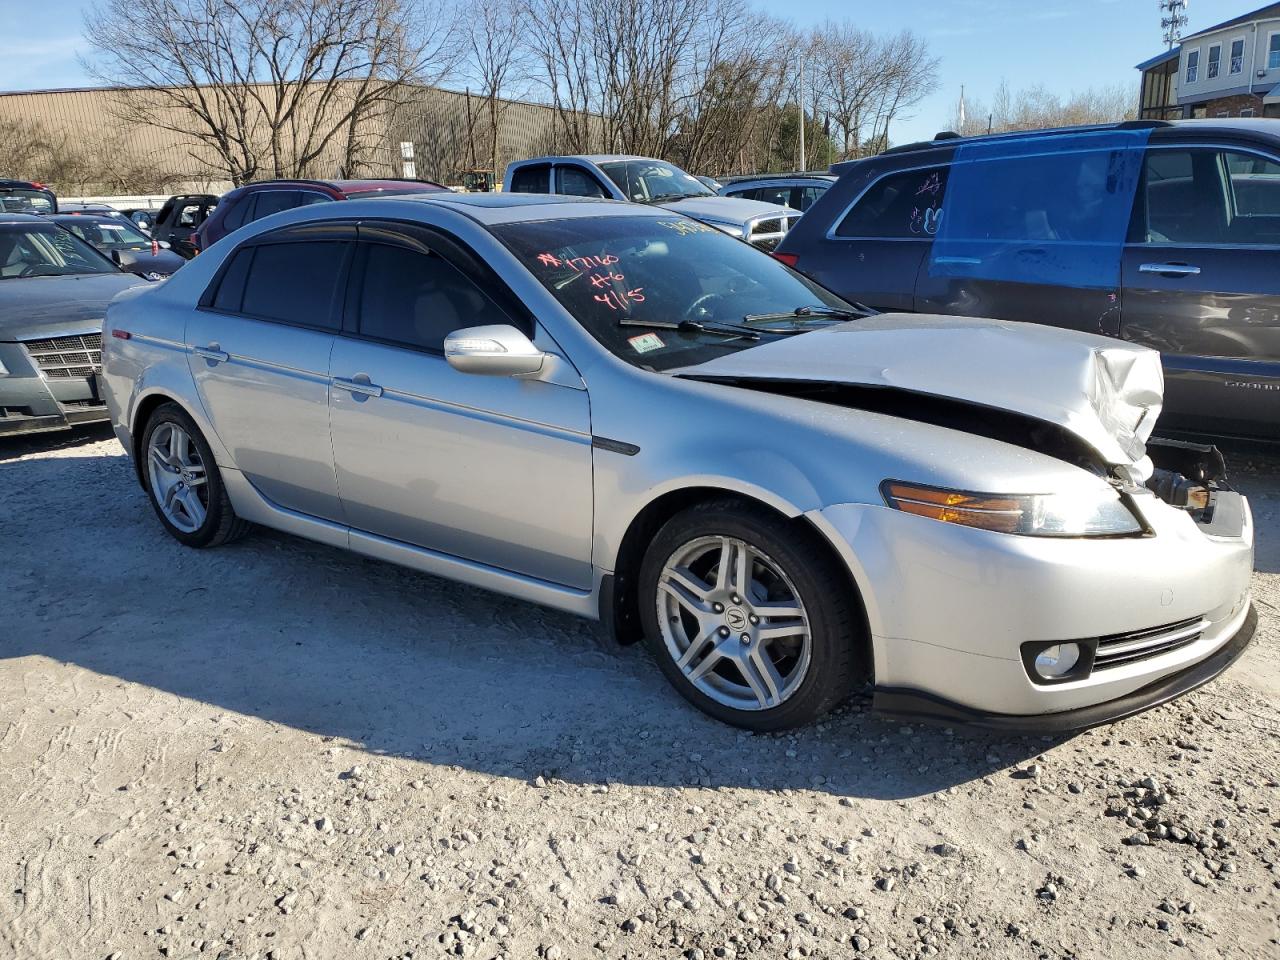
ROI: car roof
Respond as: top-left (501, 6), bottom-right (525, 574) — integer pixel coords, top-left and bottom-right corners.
top-left (517, 155), bottom-right (655, 165)
top-left (343, 192), bottom-right (663, 225)
top-left (724, 174), bottom-right (837, 184)
top-left (0, 179), bottom-right (49, 189)
top-left (859, 118), bottom-right (1280, 169)
top-left (0, 212), bottom-right (52, 223)
top-left (48, 212), bottom-right (134, 224)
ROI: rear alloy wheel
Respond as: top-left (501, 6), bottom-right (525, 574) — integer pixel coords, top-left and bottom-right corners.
top-left (147, 420), bottom-right (209, 533)
top-left (141, 403), bottom-right (250, 547)
top-left (639, 501), bottom-right (864, 730)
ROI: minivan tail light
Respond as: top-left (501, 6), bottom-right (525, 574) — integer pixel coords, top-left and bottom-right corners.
top-left (772, 252), bottom-right (800, 268)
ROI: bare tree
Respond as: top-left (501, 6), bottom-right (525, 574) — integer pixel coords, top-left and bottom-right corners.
top-left (949, 80), bottom-right (1137, 136)
top-left (83, 0), bottom-right (461, 185)
top-left (464, 0), bottom-right (529, 177)
top-left (809, 25), bottom-right (937, 160)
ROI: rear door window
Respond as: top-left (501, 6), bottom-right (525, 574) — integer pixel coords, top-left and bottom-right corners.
top-left (510, 164), bottom-right (551, 193)
top-left (835, 167), bottom-right (948, 238)
top-left (238, 241), bottom-right (348, 329)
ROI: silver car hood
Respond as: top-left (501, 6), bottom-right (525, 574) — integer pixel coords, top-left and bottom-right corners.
top-left (676, 313), bottom-right (1165, 481)
top-left (657, 195), bottom-right (795, 225)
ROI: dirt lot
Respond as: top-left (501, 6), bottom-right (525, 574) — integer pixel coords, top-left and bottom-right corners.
top-left (1, 425), bottom-right (1278, 960)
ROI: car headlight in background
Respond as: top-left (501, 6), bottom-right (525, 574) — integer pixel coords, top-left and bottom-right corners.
top-left (881, 481), bottom-right (1144, 537)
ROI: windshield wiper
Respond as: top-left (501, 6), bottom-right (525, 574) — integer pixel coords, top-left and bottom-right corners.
top-left (742, 303), bottom-right (871, 325)
top-left (617, 317), bottom-right (765, 341)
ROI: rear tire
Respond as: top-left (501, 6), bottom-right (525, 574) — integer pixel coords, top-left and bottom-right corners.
top-left (638, 499), bottom-right (865, 731)
top-left (141, 402), bottom-right (250, 548)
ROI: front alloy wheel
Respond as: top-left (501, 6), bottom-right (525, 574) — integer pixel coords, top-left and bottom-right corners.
top-left (657, 536), bottom-right (811, 711)
top-left (639, 500), bottom-right (865, 730)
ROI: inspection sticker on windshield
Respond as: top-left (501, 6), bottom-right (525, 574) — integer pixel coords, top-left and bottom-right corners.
top-left (628, 332), bottom-right (665, 354)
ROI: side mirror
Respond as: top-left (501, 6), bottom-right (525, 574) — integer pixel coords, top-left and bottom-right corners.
top-left (109, 249), bottom-right (123, 265)
top-left (444, 324), bottom-right (546, 377)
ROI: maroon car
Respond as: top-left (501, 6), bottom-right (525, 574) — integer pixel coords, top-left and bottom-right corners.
top-left (194, 178), bottom-right (450, 253)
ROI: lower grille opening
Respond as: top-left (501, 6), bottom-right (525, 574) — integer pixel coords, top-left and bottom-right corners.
top-left (1093, 616), bottom-right (1206, 670)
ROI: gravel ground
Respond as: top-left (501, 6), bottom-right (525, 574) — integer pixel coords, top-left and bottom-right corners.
top-left (1, 425), bottom-right (1278, 960)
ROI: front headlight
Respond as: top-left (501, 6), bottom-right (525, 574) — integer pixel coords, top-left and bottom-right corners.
top-left (881, 481), bottom-right (1144, 537)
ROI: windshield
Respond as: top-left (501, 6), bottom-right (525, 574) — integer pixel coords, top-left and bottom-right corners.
top-left (59, 217), bottom-right (153, 250)
top-left (0, 223), bottom-right (119, 278)
top-left (0, 186), bottom-right (56, 215)
top-left (492, 215), bottom-right (853, 371)
top-left (599, 160), bottom-right (716, 204)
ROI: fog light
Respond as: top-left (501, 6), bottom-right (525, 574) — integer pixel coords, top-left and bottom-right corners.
top-left (1034, 643), bottom-right (1082, 679)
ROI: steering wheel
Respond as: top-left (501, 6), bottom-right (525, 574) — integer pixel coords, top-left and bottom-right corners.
top-left (684, 293), bottom-right (725, 323)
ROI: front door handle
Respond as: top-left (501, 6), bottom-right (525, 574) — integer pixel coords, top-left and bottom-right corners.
top-left (193, 344), bottom-right (229, 363)
top-left (1139, 262), bottom-right (1201, 276)
top-left (332, 376), bottom-right (383, 398)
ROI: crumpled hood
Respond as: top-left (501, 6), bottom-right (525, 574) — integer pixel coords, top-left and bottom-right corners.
top-left (677, 313), bottom-right (1165, 481)
top-left (0, 273), bottom-right (147, 340)
top-left (658, 195), bottom-right (795, 225)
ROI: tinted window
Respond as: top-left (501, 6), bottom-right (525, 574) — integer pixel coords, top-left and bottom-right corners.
top-left (222, 196), bottom-right (251, 230)
top-left (1143, 148), bottom-right (1280, 245)
top-left (251, 191), bottom-right (302, 222)
top-left (836, 167), bottom-right (948, 238)
top-left (356, 242), bottom-right (507, 351)
top-left (510, 165), bottom-right (550, 193)
top-left (211, 247), bottom-right (254, 312)
top-left (239, 241), bottom-right (348, 328)
top-left (556, 166), bottom-right (609, 198)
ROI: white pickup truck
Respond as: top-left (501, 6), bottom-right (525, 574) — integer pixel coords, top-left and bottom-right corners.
top-left (503, 155), bottom-right (800, 250)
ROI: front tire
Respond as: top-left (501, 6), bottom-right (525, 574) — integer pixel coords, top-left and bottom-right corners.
top-left (638, 500), bottom-right (865, 731)
top-left (141, 403), bottom-right (250, 547)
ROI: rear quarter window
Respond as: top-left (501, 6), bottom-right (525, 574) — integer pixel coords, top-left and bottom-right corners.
top-left (835, 166), bottom-right (948, 239)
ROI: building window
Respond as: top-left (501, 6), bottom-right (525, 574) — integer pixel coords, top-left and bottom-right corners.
top-left (1241, 107), bottom-right (1256, 117)
top-left (1270, 33), bottom-right (1280, 70)
top-left (1217, 110), bottom-right (1231, 118)
top-left (1207, 44), bottom-right (1221, 79)
top-left (1231, 38), bottom-right (1246, 74)
top-left (1186, 49), bottom-right (1200, 83)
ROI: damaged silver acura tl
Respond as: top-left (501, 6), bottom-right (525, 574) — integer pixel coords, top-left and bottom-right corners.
top-left (100, 194), bottom-right (1256, 731)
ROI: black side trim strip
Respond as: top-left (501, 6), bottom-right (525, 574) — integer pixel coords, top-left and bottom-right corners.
top-left (872, 604), bottom-right (1257, 734)
top-left (592, 436), bottom-right (640, 456)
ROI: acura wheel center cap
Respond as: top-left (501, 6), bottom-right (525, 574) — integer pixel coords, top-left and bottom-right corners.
top-left (725, 607), bottom-right (748, 631)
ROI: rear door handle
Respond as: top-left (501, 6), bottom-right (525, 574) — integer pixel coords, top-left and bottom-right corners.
top-left (1139, 262), bottom-right (1201, 276)
top-left (332, 376), bottom-right (383, 398)
top-left (193, 344), bottom-right (229, 363)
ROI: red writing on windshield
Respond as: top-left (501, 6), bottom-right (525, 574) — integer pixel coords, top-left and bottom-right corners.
top-left (536, 252), bottom-right (620, 271)
top-left (594, 288), bottom-right (645, 311)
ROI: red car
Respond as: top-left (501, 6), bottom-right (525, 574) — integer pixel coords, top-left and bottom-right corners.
top-left (194, 178), bottom-right (449, 253)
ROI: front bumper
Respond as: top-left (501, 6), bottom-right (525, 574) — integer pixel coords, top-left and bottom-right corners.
top-left (0, 338), bottom-right (108, 437)
top-left (811, 488), bottom-right (1255, 725)
top-left (874, 602), bottom-right (1257, 733)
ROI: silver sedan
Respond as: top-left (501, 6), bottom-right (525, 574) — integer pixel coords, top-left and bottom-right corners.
top-left (100, 194), bottom-right (1256, 731)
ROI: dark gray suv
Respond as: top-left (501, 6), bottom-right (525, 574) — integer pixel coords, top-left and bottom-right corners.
top-left (775, 119), bottom-right (1280, 441)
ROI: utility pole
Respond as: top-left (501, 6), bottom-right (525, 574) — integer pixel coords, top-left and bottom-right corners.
top-left (1160, 0), bottom-right (1189, 50)
top-left (798, 56), bottom-right (806, 172)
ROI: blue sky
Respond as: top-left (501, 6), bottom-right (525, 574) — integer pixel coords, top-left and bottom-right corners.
top-left (0, 0), bottom-right (1251, 145)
